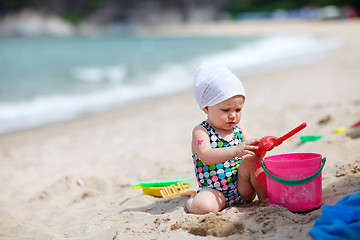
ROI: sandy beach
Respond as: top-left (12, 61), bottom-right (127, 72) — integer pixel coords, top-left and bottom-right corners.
top-left (1, 20), bottom-right (360, 239)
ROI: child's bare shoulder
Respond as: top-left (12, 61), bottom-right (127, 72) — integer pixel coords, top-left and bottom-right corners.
top-left (192, 124), bottom-right (207, 136)
top-left (193, 124), bottom-right (204, 131)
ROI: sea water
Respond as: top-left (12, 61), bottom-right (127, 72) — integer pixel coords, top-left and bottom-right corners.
top-left (0, 33), bottom-right (340, 134)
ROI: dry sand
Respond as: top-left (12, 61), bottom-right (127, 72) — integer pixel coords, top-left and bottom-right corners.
top-left (0, 20), bottom-right (359, 239)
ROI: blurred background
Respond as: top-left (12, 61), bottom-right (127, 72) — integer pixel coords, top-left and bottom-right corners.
top-left (0, 0), bottom-right (358, 134)
top-left (0, 0), bottom-right (359, 33)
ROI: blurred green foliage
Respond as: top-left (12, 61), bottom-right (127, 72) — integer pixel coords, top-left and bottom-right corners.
top-left (60, 13), bottom-right (84, 24)
top-left (0, 0), bottom-right (106, 23)
top-left (222, 0), bottom-right (360, 17)
top-left (0, 0), bottom-right (40, 12)
top-left (0, 0), bottom-right (358, 22)
top-left (60, 0), bottom-right (106, 23)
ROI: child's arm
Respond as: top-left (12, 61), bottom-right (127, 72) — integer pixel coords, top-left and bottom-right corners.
top-left (192, 125), bottom-right (259, 165)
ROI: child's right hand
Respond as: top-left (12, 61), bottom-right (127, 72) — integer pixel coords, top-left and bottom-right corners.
top-left (235, 139), bottom-right (259, 157)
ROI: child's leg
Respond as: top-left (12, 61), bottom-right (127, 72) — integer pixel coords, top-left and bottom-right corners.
top-left (185, 188), bottom-right (226, 214)
top-left (237, 154), bottom-right (267, 202)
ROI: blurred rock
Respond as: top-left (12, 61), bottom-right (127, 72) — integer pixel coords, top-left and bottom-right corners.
top-left (318, 115), bottom-right (332, 125)
top-left (0, 9), bottom-right (74, 37)
top-left (347, 126), bottom-right (360, 139)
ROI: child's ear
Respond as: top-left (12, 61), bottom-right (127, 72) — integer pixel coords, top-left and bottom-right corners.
top-left (203, 106), bottom-right (209, 114)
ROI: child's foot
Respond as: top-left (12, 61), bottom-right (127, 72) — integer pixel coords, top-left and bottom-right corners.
top-left (185, 194), bottom-right (196, 213)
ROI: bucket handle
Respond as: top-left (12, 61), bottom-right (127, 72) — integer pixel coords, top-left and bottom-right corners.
top-left (261, 157), bottom-right (326, 186)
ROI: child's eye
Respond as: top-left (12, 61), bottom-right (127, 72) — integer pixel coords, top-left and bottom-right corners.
top-left (236, 109), bottom-right (242, 112)
top-left (222, 109), bottom-right (230, 112)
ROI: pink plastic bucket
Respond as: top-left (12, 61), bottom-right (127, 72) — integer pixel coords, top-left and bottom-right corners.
top-left (261, 153), bottom-right (326, 212)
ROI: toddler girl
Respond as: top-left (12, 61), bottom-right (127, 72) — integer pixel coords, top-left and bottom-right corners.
top-left (186, 62), bottom-right (267, 214)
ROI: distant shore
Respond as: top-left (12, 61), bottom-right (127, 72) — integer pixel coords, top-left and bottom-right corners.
top-left (144, 19), bottom-right (359, 37)
top-left (0, 20), bottom-right (359, 239)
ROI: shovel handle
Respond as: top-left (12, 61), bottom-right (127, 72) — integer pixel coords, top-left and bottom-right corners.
top-left (274, 122), bottom-right (307, 146)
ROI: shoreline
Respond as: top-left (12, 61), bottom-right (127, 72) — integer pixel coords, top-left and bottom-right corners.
top-left (143, 19), bottom-right (360, 38)
top-left (1, 20), bottom-right (359, 239)
top-left (0, 27), bottom-right (342, 136)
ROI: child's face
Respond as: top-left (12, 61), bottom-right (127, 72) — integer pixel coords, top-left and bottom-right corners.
top-left (204, 95), bottom-right (245, 131)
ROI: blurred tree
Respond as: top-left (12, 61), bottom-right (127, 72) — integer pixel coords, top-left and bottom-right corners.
top-left (0, 0), bottom-right (358, 23)
top-left (221, 0), bottom-right (360, 17)
top-left (0, 0), bottom-right (39, 14)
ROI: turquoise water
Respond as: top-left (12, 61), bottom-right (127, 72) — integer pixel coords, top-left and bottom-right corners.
top-left (0, 34), bottom-right (340, 133)
top-left (0, 35), bottom-right (256, 101)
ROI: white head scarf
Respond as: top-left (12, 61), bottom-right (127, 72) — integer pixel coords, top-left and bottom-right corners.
top-left (193, 62), bottom-right (246, 110)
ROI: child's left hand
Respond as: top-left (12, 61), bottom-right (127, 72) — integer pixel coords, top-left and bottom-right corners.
top-left (234, 138), bottom-right (259, 157)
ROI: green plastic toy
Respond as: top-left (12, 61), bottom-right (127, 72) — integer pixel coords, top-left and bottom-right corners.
top-left (131, 177), bottom-right (192, 188)
top-left (300, 135), bottom-right (322, 143)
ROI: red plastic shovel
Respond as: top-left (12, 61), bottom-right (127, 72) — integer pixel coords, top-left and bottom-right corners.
top-left (254, 122), bottom-right (307, 156)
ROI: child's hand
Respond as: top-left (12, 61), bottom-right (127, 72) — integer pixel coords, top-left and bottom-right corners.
top-left (235, 139), bottom-right (259, 157)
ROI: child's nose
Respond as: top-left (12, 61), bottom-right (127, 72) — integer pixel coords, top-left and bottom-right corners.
top-left (229, 112), bottom-right (236, 118)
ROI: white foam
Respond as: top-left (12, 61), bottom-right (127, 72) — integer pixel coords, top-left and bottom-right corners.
top-left (72, 65), bottom-right (127, 83)
top-left (196, 34), bottom-right (341, 75)
top-left (0, 64), bottom-right (193, 134)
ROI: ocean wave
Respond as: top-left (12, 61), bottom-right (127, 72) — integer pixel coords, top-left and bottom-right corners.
top-left (196, 34), bottom-right (342, 75)
top-left (0, 63), bottom-right (193, 134)
top-left (72, 65), bottom-right (127, 83)
top-left (0, 34), bottom-right (342, 134)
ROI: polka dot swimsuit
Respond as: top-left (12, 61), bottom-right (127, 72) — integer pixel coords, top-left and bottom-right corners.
top-left (192, 121), bottom-right (244, 207)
